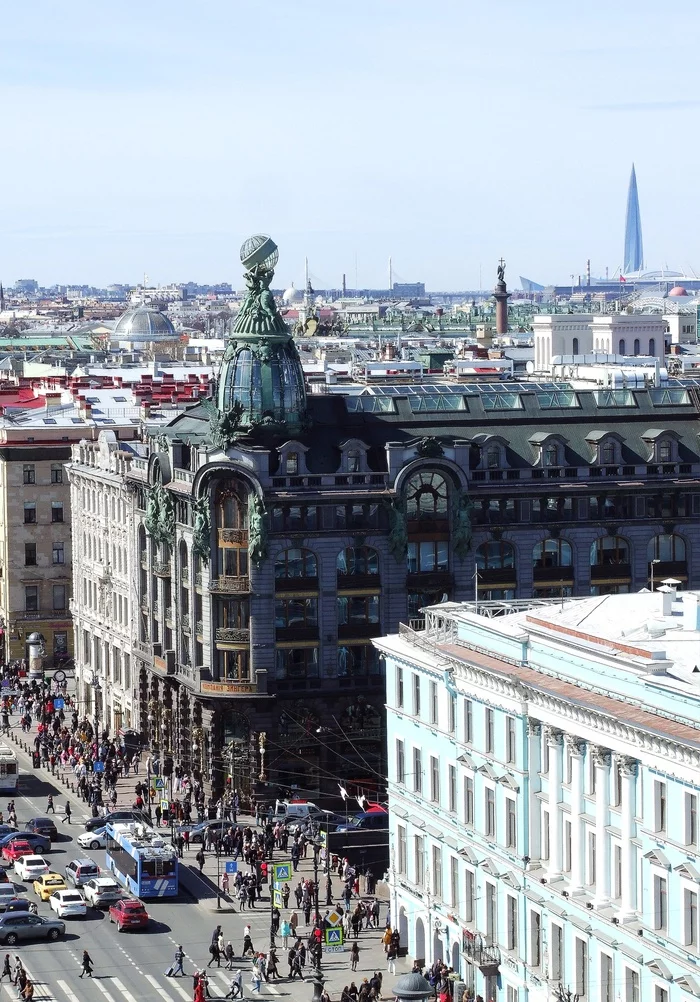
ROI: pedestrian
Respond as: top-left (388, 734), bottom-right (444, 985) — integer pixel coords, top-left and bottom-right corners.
top-left (268, 949), bottom-right (279, 980)
top-left (194, 974), bottom-right (206, 1002)
top-left (46, 795), bottom-right (55, 814)
top-left (172, 945), bottom-right (185, 977)
top-left (351, 942), bottom-right (360, 972)
top-left (62, 801), bottom-right (71, 825)
top-left (0, 954), bottom-right (10, 982)
top-left (79, 950), bottom-right (93, 978)
top-left (11, 957), bottom-right (22, 986)
top-left (281, 919), bottom-right (291, 948)
top-left (224, 942), bottom-right (235, 970)
top-left (250, 966), bottom-right (261, 994)
top-left (22, 979), bottom-right (34, 1001)
top-left (222, 872), bottom-right (230, 896)
top-left (207, 941), bottom-right (220, 968)
top-left (242, 930), bottom-right (255, 957)
top-left (290, 910), bottom-right (299, 938)
top-left (386, 941), bottom-right (397, 975)
top-left (225, 969), bottom-right (243, 999)
top-left (196, 848), bottom-right (205, 873)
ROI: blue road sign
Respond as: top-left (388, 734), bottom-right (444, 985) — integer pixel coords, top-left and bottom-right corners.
top-left (53, 698), bottom-right (64, 710)
top-left (225, 861), bottom-right (238, 874)
top-left (273, 862), bottom-right (292, 882)
top-left (93, 762), bottom-right (104, 773)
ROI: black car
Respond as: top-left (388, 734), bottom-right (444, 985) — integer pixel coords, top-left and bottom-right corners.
top-left (24, 818), bottom-right (57, 842)
top-left (84, 810), bottom-right (149, 833)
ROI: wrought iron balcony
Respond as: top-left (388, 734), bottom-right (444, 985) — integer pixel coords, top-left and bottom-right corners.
top-left (154, 562), bottom-right (171, 577)
top-left (209, 576), bottom-right (250, 594)
top-left (462, 932), bottom-right (501, 974)
top-left (215, 627), bottom-right (250, 644)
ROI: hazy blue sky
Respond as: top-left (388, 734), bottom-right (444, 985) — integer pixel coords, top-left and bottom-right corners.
top-left (2, 0), bottom-right (699, 289)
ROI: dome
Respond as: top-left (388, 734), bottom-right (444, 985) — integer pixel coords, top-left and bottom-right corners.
top-left (282, 284), bottom-right (303, 304)
top-left (113, 306), bottom-right (176, 340)
top-left (217, 338), bottom-right (307, 434)
top-left (668, 286), bottom-right (689, 297)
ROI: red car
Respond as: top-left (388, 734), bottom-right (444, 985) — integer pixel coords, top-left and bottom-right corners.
top-left (109, 898), bottom-right (149, 931)
top-left (2, 841), bottom-right (34, 863)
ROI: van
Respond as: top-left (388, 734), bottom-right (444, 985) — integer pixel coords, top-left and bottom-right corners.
top-left (273, 800), bottom-right (322, 822)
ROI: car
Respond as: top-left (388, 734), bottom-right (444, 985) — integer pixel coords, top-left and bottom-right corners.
top-left (33, 874), bottom-right (67, 902)
top-left (64, 858), bottom-right (100, 888)
top-left (77, 829), bottom-right (107, 851)
top-left (24, 818), bottom-right (57, 843)
top-left (0, 832), bottom-right (50, 855)
top-left (49, 889), bottom-right (86, 918)
top-left (335, 811), bottom-right (389, 833)
top-left (0, 913), bottom-right (65, 944)
top-left (14, 856), bottom-right (49, 881)
top-left (109, 898), bottom-right (149, 931)
top-left (0, 898), bottom-right (36, 915)
top-left (84, 810), bottom-right (149, 833)
top-left (0, 886), bottom-right (18, 904)
top-left (0, 827), bottom-right (18, 840)
top-left (83, 877), bottom-right (122, 909)
top-left (1, 841), bottom-right (35, 863)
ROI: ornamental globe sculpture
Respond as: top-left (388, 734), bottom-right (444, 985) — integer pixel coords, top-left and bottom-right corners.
top-left (240, 234), bottom-right (279, 274)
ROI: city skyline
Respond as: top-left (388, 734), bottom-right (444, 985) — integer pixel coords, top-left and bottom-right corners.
top-left (2, 0), bottom-right (700, 289)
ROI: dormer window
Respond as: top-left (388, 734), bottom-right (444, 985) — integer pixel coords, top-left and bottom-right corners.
top-left (658, 440), bottom-right (672, 463)
top-left (348, 450), bottom-right (361, 473)
top-left (544, 444), bottom-right (559, 467)
top-left (601, 441), bottom-right (616, 465)
top-left (285, 452), bottom-right (299, 475)
top-left (486, 447), bottom-right (500, 469)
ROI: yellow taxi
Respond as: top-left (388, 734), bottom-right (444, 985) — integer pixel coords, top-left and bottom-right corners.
top-left (33, 873), bottom-right (67, 902)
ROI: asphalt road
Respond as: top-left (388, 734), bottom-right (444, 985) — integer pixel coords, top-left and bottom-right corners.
top-left (2, 729), bottom-right (398, 1002)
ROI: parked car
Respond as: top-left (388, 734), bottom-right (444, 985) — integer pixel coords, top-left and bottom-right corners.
top-left (2, 841), bottom-right (36, 864)
top-left (77, 829), bottom-right (107, 851)
top-left (33, 874), bottom-right (67, 902)
top-left (24, 818), bottom-right (57, 843)
top-left (83, 877), bottom-right (122, 909)
top-left (0, 913), bottom-right (65, 944)
top-left (0, 827), bottom-right (18, 840)
top-left (109, 898), bottom-right (149, 931)
top-left (0, 832), bottom-right (50, 855)
top-left (334, 810), bottom-right (389, 833)
top-left (65, 858), bottom-right (101, 888)
top-left (84, 810), bottom-right (148, 833)
top-left (14, 856), bottom-right (49, 882)
top-left (49, 889), bottom-right (86, 919)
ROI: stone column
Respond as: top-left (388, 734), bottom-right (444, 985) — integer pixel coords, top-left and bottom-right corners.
top-left (546, 727), bottom-right (563, 878)
top-left (527, 719), bottom-right (541, 861)
top-left (619, 757), bottom-right (638, 920)
top-left (566, 736), bottom-right (585, 891)
top-left (593, 745), bottom-right (612, 903)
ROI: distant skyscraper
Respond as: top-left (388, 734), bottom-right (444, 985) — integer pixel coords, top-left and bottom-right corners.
top-left (623, 164), bottom-right (644, 274)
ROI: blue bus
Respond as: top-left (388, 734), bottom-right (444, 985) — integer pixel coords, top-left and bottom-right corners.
top-left (104, 822), bottom-right (178, 898)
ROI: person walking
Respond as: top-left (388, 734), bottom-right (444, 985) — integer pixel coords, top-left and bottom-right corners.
top-left (0, 954), bottom-right (10, 982)
top-left (386, 940), bottom-right (397, 976)
top-left (79, 950), bottom-right (93, 978)
top-left (46, 795), bottom-right (55, 814)
top-left (62, 801), bottom-right (71, 825)
top-left (225, 970), bottom-right (243, 999)
top-left (196, 848), bottom-right (205, 873)
top-left (351, 942), bottom-right (360, 972)
top-left (250, 965), bottom-right (261, 994)
top-left (172, 946), bottom-right (185, 977)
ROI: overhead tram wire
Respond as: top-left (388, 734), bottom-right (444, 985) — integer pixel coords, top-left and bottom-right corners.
top-left (276, 705), bottom-right (386, 780)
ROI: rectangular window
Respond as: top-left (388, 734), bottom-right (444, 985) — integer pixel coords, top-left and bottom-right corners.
top-left (450, 856), bottom-right (459, 908)
top-left (432, 845), bottom-right (442, 900)
top-left (506, 894), bottom-right (518, 951)
top-left (653, 874), bottom-right (668, 931)
top-left (485, 788), bottom-right (495, 838)
top-left (686, 792), bottom-right (698, 846)
top-left (465, 869), bottom-right (475, 923)
top-left (24, 543), bottom-right (36, 566)
top-left (530, 910), bottom-right (541, 967)
top-left (551, 924), bottom-right (563, 981)
top-left (685, 888), bottom-right (698, 948)
top-left (51, 464), bottom-right (63, 484)
top-left (22, 464), bottom-right (35, 484)
top-left (506, 716), bottom-right (516, 763)
top-left (464, 699), bottom-right (473, 743)
top-left (25, 585), bottom-right (38, 612)
top-left (24, 502), bottom-right (36, 524)
top-left (575, 938), bottom-right (587, 998)
top-left (397, 826), bottom-right (407, 874)
top-left (542, 810), bottom-right (550, 861)
top-left (654, 780), bottom-right (667, 833)
top-left (506, 797), bottom-right (517, 848)
top-left (412, 674), bottom-right (421, 716)
top-left (413, 748), bottom-right (422, 795)
top-left (625, 969), bottom-right (639, 1002)
top-left (654, 988), bottom-right (668, 1002)
top-left (430, 756), bottom-right (440, 804)
top-left (464, 776), bottom-right (474, 826)
top-left (52, 541), bottom-right (65, 565)
top-left (587, 831), bottom-right (596, 886)
top-left (414, 835), bottom-right (424, 887)
top-left (485, 707), bottom-right (494, 754)
top-left (52, 584), bottom-right (66, 611)
top-left (396, 739), bottom-right (405, 784)
top-left (51, 502), bottom-right (64, 523)
top-left (614, 844), bottom-right (622, 899)
top-left (448, 765), bottom-right (456, 813)
top-left (429, 680), bottom-right (438, 725)
top-left (485, 882), bottom-right (496, 944)
top-left (396, 665), bottom-right (404, 708)
top-left (506, 990), bottom-right (518, 1002)
top-left (600, 954), bottom-right (613, 1002)
top-left (448, 693), bottom-right (456, 734)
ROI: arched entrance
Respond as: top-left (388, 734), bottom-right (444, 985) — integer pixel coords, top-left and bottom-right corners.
top-left (451, 940), bottom-right (459, 974)
top-left (399, 906), bottom-right (408, 946)
top-left (433, 930), bottom-right (444, 962)
top-left (415, 917), bottom-right (425, 964)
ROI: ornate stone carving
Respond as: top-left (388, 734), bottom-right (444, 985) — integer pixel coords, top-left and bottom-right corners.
top-left (192, 495), bottom-right (211, 561)
top-left (452, 490), bottom-right (474, 561)
top-left (544, 726), bottom-right (563, 745)
top-left (619, 756), bottom-right (638, 777)
top-left (145, 482), bottom-right (174, 545)
top-left (385, 498), bottom-right (408, 561)
top-left (207, 399), bottom-right (244, 450)
top-left (526, 718), bottom-right (541, 737)
top-left (415, 437), bottom-right (444, 459)
top-left (565, 733), bottom-right (585, 756)
top-left (591, 745), bottom-right (612, 767)
top-left (248, 494), bottom-right (268, 566)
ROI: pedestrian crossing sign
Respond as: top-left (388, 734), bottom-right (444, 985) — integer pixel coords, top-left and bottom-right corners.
top-left (273, 861), bottom-right (292, 881)
top-left (155, 778), bottom-right (165, 790)
top-left (160, 799), bottom-right (169, 812)
top-left (325, 927), bottom-right (344, 946)
top-left (272, 889), bottom-right (282, 907)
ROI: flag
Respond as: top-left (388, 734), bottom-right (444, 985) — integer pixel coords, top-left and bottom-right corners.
top-left (619, 275), bottom-right (627, 283)
top-left (338, 784), bottom-right (349, 801)
top-left (356, 794), bottom-right (367, 810)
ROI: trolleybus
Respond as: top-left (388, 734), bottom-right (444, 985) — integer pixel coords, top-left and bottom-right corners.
top-left (0, 744), bottom-right (18, 793)
top-left (104, 822), bottom-right (178, 898)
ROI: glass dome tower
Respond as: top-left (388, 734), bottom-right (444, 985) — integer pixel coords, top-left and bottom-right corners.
top-left (215, 235), bottom-right (307, 439)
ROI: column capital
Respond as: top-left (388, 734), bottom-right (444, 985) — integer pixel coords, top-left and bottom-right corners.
top-left (526, 718), bottom-right (541, 737)
top-left (544, 726), bottom-right (563, 746)
top-left (619, 756), bottom-right (638, 777)
top-left (564, 733), bottom-right (586, 756)
top-left (591, 745), bottom-right (612, 767)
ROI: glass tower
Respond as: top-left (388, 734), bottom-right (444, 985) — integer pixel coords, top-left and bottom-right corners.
top-left (623, 164), bottom-right (643, 275)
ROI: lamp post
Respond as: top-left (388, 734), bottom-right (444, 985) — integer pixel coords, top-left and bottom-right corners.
top-left (308, 831), bottom-right (325, 1002)
top-left (91, 675), bottom-right (103, 805)
top-left (392, 973), bottom-right (432, 1002)
top-left (650, 558), bottom-right (661, 592)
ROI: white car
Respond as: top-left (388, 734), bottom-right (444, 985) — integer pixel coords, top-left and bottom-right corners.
top-left (14, 856), bottom-right (49, 881)
top-left (77, 830), bottom-right (106, 851)
top-left (50, 889), bottom-right (86, 918)
top-left (83, 877), bottom-right (122, 908)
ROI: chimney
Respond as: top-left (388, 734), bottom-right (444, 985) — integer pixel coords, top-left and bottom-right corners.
top-left (140, 401), bottom-right (151, 421)
top-left (657, 585), bottom-right (674, 617)
top-left (79, 400), bottom-right (92, 420)
top-left (682, 593), bottom-right (700, 632)
top-left (44, 392), bottom-right (62, 412)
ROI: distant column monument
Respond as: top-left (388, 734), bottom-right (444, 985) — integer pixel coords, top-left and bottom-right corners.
top-left (494, 258), bottom-right (510, 335)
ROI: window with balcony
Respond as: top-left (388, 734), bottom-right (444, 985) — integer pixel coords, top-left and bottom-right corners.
top-left (533, 538), bottom-right (573, 571)
top-left (337, 595), bottom-right (379, 635)
top-left (275, 597), bottom-right (317, 632)
top-left (647, 533), bottom-right (686, 563)
top-left (272, 505), bottom-right (318, 531)
top-left (285, 452), bottom-right (299, 475)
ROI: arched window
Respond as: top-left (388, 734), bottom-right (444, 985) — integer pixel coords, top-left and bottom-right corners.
top-left (649, 338), bottom-right (656, 356)
top-left (647, 534), bottom-right (686, 562)
top-left (544, 444), bottom-right (559, 467)
top-left (348, 450), bottom-right (361, 473)
top-left (601, 441), bottom-right (616, 465)
top-left (406, 471), bottom-right (449, 520)
top-left (476, 540), bottom-right (515, 570)
top-left (275, 548), bottom-right (317, 580)
top-left (657, 439), bottom-right (673, 463)
top-left (533, 539), bottom-right (573, 570)
top-left (337, 546), bottom-right (379, 577)
top-left (216, 486), bottom-right (247, 530)
top-left (486, 447), bottom-right (500, 469)
top-left (215, 484), bottom-right (248, 578)
top-left (619, 339), bottom-right (626, 355)
top-left (590, 536), bottom-right (629, 566)
top-left (633, 338), bottom-right (640, 356)
top-left (572, 337), bottom-right (579, 355)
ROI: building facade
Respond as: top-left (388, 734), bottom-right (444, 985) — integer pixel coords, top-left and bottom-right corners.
top-left (378, 593), bottom-right (700, 1002)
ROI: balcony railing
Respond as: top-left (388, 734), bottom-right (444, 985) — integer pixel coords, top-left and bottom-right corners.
top-left (154, 562), bottom-right (171, 577)
top-left (215, 627), bottom-right (250, 644)
top-left (181, 614), bottom-right (191, 633)
top-left (462, 933), bottom-right (501, 974)
top-left (196, 620), bottom-right (204, 636)
top-left (590, 563), bottom-right (631, 582)
top-left (337, 573), bottom-right (381, 590)
top-left (338, 622), bottom-right (382, 640)
top-left (275, 575), bottom-right (319, 593)
top-left (218, 528), bottom-right (247, 545)
top-left (209, 576), bottom-right (250, 593)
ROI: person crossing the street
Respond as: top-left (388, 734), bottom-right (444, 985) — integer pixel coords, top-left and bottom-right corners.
top-left (79, 950), bottom-right (93, 978)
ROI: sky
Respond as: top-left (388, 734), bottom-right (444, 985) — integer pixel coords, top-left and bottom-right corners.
top-left (2, 0), bottom-right (700, 290)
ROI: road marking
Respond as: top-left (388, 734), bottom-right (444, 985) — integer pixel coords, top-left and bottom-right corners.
top-left (93, 980), bottom-right (119, 1002)
top-left (145, 973), bottom-right (176, 1002)
top-left (57, 980), bottom-right (82, 1002)
top-left (164, 976), bottom-right (191, 1000)
top-left (110, 977), bottom-right (140, 1002)
top-left (267, 986), bottom-right (281, 995)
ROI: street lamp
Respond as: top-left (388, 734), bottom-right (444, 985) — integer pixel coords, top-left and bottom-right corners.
top-left (91, 675), bottom-right (103, 806)
top-left (650, 558), bottom-right (661, 592)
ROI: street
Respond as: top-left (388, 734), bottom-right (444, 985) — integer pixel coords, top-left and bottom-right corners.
top-left (1, 713), bottom-right (404, 1002)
